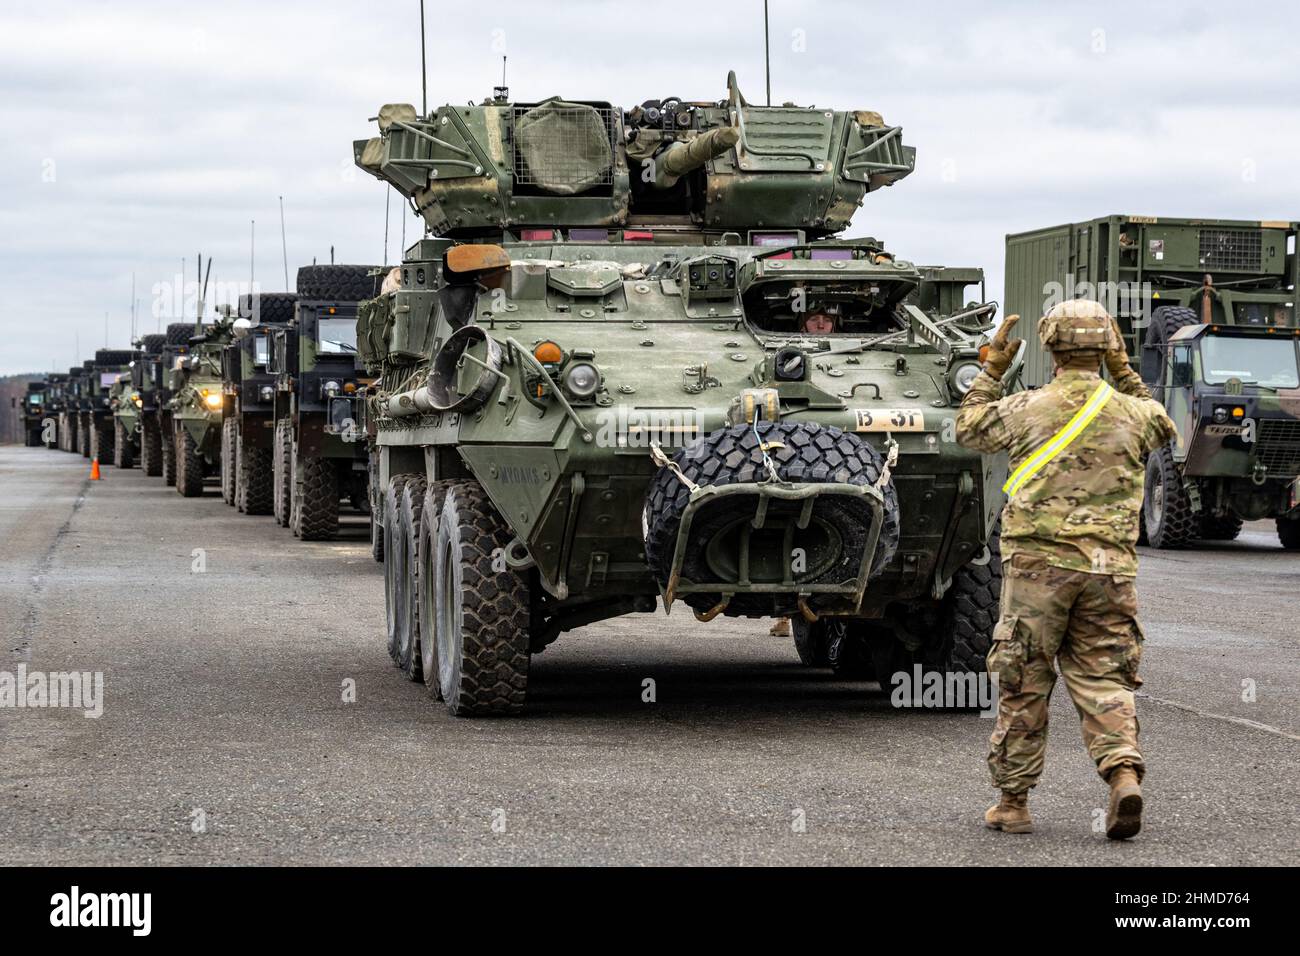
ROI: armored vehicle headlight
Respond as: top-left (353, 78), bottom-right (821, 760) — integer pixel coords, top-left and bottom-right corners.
top-left (324, 380), bottom-right (341, 397)
top-left (949, 360), bottom-right (982, 396)
top-left (563, 362), bottom-right (600, 399)
top-left (1213, 406), bottom-right (1228, 424)
top-left (260, 385), bottom-right (275, 402)
top-left (203, 393), bottom-right (222, 409)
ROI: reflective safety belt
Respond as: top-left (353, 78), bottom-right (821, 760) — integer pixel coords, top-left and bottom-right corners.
top-left (1002, 381), bottom-right (1114, 496)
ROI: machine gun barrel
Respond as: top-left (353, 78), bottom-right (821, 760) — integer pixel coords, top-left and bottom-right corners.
top-left (654, 126), bottom-right (739, 188)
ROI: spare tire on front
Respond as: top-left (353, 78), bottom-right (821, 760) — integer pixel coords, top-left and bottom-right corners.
top-left (643, 421), bottom-right (900, 618)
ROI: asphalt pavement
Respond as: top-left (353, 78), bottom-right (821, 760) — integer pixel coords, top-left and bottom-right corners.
top-left (1, 444), bottom-right (1295, 865)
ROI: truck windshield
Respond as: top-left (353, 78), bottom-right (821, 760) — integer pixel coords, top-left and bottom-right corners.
top-left (1201, 336), bottom-right (1300, 389)
top-left (254, 335), bottom-right (270, 367)
top-left (318, 317), bottom-right (357, 354)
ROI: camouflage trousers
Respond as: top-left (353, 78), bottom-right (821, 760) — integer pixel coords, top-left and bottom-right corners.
top-left (986, 552), bottom-right (1145, 793)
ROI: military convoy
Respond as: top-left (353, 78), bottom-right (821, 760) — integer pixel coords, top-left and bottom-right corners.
top-left (349, 73), bottom-right (1007, 714)
top-left (1005, 216), bottom-right (1300, 549)
top-left (22, 74), bottom-right (1300, 721)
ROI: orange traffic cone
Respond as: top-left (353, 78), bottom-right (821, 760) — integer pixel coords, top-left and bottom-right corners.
top-left (89, 458), bottom-right (102, 480)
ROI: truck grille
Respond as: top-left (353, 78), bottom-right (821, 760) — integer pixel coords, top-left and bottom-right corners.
top-left (1199, 229), bottom-right (1262, 272)
top-left (1254, 419), bottom-right (1300, 475)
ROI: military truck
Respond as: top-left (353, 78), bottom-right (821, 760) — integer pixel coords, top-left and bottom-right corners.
top-left (19, 381), bottom-right (48, 447)
top-left (169, 320), bottom-right (232, 496)
top-left (219, 294), bottom-right (298, 513)
top-left (80, 349), bottom-right (135, 463)
top-left (36, 373), bottom-right (66, 448)
top-left (351, 72), bottom-right (1007, 715)
top-left (108, 333), bottom-right (168, 470)
top-left (268, 266), bottom-right (382, 539)
top-left (1005, 216), bottom-right (1300, 547)
top-left (57, 366), bottom-right (85, 453)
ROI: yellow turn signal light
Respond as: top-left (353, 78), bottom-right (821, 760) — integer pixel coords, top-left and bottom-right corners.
top-left (343, 382), bottom-right (357, 394)
top-left (534, 341), bottom-right (563, 364)
top-left (1232, 407), bottom-right (1244, 418)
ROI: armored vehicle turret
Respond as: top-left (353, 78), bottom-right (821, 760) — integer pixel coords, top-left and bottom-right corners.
top-left (354, 73), bottom-right (1006, 715)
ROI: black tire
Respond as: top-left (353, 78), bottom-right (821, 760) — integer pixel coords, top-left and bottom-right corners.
top-left (236, 292), bottom-right (298, 326)
top-left (791, 617), bottom-right (832, 667)
top-left (432, 481), bottom-right (531, 715)
top-left (295, 264), bottom-right (385, 302)
top-left (272, 418), bottom-right (292, 527)
top-left (643, 421), bottom-right (900, 618)
top-left (160, 426), bottom-right (177, 486)
top-left (1277, 515), bottom-right (1300, 550)
top-left (292, 448), bottom-right (339, 540)
top-left (931, 518), bottom-right (1003, 675)
top-left (112, 418), bottom-right (134, 469)
top-left (91, 419), bottom-right (113, 464)
top-left (26, 428), bottom-right (41, 447)
top-left (240, 441), bottom-right (274, 516)
top-left (395, 477), bottom-right (427, 681)
top-left (141, 417), bottom-right (162, 477)
top-left (369, 451), bottom-right (385, 563)
top-left (1144, 444), bottom-right (1194, 548)
top-left (79, 415), bottom-right (91, 458)
top-left (141, 334), bottom-right (167, 355)
top-left (418, 480), bottom-right (457, 699)
top-left (220, 416), bottom-right (237, 506)
top-left (384, 476), bottom-right (412, 665)
top-left (94, 349), bottom-right (135, 366)
top-left (175, 423), bottom-right (204, 497)
top-left (1198, 514), bottom-right (1243, 541)
top-left (166, 322), bottom-right (196, 346)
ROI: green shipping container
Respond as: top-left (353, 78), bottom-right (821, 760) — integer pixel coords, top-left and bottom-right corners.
top-left (1004, 215), bottom-right (1299, 387)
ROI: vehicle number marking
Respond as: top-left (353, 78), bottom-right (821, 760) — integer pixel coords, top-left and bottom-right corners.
top-left (854, 408), bottom-right (925, 432)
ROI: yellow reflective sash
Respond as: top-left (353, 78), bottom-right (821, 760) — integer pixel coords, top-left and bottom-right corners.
top-left (1002, 381), bottom-right (1114, 496)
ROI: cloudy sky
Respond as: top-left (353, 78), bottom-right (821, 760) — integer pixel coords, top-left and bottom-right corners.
top-left (3, 0), bottom-right (1297, 374)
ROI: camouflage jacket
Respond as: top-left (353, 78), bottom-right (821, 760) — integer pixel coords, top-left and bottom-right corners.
top-left (956, 365), bottom-right (1177, 576)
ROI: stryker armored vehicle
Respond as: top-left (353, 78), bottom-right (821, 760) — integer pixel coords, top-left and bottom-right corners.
top-left (109, 333), bottom-right (168, 470)
top-left (82, 349), bottom-right (135, 463)
top-left (268, 265), bottom-right (383, 539)
top-left (219, 294), bottom-right (298, 513)
top-left (169, 319), bottom-right (233, 496)
top-left (19, 380), bottom-right (48, 447)
top-left (156, 322), bottom-right (199, 485)
top-left (1006, 216), bottom-right (1300, 548)
top-left (353, 72), bottom-right (1007, 715)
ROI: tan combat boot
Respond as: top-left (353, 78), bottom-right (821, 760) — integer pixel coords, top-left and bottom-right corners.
top-left (984, 791), bottom-right (1032, 833)
top-left (1106, 766), bottom-right (1143, 840)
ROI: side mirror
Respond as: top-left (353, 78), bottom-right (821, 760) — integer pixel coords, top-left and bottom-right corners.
top-left (233, 318), bottom-right (253, 338)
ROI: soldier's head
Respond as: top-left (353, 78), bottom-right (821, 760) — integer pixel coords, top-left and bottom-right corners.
top-left (1039, 299), bottom-right (1119, 371)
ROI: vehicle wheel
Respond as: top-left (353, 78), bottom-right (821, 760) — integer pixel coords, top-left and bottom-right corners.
top-left (160, 428), bottom-right (177, 486)
top-left (643, 421), bottom-right (900, 618)
top-left (141, 418), bottom-right (162, 476)
top-left (418, 480), bottom-right (457, 699)
top-left (369, 451), bottom-right (386, 562)
top-left (79, 415), bottom-right (91, 458)
top-left (237, 292), bottom-right (298, 325)
top-left (394, 477), bottom-right (427, 681)
top-left (295, 264), bottom-right (385, 301)
top-left (272, 418), bottom-right (292, 527)
top-left (930, 518), bottom-right (1003, 675)
top-left (791, 617), bottom-right (832, 667)
top-left (383, 476), bottom-right (412, 665)
top-left (175, 423), bottom-right (204, 497)
top-left (165, 322), bottom-right (196, 346)
top-left (292, 450), bottom-right (339, 541)
top-left (1277, 515), bottom-right (1300, 550)
top-left (432, 481), bottom-right (531, 715)
top-left (221, 416), bottom-right (237, 506)
top-left (240, 438), bottom-right (274, 516)
top-left (112, 419), bottom-right (134, 468)
top-left (1198, 514), bottom-right (1243, 541)
top-left (26, 428), bottom-right (41, 447)
top-left (1143, 444), bottom-right (1194, 548)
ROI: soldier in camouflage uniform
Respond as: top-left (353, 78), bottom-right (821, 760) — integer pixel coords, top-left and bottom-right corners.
top-left (956, 299), bottom-right (1177, 839)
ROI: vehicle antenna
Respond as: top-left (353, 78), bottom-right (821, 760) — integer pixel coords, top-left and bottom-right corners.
top-left (279, 196), bottom-right (290, 292)
top-left (764, 0), bottom-right (771, 106)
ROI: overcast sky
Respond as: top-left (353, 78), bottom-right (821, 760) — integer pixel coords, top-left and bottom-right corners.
top-left (3, 0), bottom-right (1298, 374)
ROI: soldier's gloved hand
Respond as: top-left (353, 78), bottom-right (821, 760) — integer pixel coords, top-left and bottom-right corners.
top-left (983, 314), bottom-right (1022, 380)
top-left (1104, 317), bottom-right (1131, 379)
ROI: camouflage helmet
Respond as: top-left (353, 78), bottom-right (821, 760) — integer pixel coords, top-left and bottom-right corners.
top-left (1038, 299), bottom-right (1121, 352)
